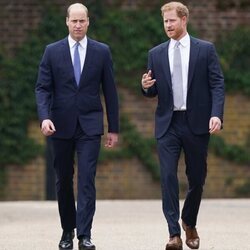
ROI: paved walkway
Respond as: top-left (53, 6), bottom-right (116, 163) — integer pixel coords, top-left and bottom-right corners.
top-left (0, 199), bottom-right (250, 250)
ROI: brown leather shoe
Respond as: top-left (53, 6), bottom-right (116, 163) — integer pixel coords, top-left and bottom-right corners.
top-left (165, 236), bottom-right (183, 250)
top-left (182, 221), bottom-right (200, 249)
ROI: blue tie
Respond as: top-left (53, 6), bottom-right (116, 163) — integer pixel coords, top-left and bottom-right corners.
top-left (74, 42), bottom-right (81, 86)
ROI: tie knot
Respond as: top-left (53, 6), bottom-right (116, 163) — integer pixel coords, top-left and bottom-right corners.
top-left (175, 41), bottom-right (181, 49)
top-left (75, 42), bottom-right (80, 49)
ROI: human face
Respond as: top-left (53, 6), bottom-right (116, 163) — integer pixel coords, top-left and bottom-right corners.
top-left (163, 9), bottom-right (187, 40)
top-left (66, 6), bottom-right (89, 41)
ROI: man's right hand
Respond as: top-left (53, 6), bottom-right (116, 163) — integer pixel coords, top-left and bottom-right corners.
top-left (141, 70), bottom-right (156, 89)
top-left (41, 119), bottom-right (56, 136)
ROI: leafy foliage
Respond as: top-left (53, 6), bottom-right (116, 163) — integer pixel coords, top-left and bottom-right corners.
top-left (235, 180), bottom-right (250, 197)
top-left (0, 3), bottom-right (249, 175)
top-left (120, 115), bottom-right (160, 180)
top-left (0, 7), bottom-right (66, 166)
top-left (99, 115), bottom-right (160, 180)
top-left (217, 27), bottom-right (250, 95)
top-left (209, 135), bottom-right (250, 165)
top-left (89, 8), bottom-right (166, 93)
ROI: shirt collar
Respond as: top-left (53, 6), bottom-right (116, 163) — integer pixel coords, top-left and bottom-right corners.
top-left (169, 33), bottom-right (190, 49)
top-left (68, 35), bottom-right (87, 49)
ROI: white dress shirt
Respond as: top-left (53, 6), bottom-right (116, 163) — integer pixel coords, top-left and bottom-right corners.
top-left (68, 35), bottom-right (87, 72)
top-left (169, 33), bottom-right (190, 110)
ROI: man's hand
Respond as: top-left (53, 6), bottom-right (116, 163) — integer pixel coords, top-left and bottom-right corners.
top-left (105, 133), bottom-right (118, 148)
top-left (141, 70), bottom-right (156, 89)
top-left (209, 117), bottom-right (222, 134)
top-left (41, 119), bottom-right (56, 136)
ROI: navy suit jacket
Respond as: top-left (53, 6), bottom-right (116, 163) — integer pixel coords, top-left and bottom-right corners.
top-left (36, 37), bottom-right (119, 138)
top-left (143, 37), bottom-right (225, 139)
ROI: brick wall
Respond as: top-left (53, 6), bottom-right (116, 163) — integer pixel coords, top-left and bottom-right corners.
top-left (0, 0), bottom-right (41, 57)
top-left (187, 0), bottom-right (250, 41)
top-left (1, 0), bottom-right (250, 53)
top-left (2, 88), bottom-right (250, 200)
top-left (120, 88), bottom-right (250, 199)
top-left (96, 158), bottom-right (161, 199)
top-left (1, 0), bottom-right (250, 200)
top-left (221, 94), bottom-right (250, 146)
top-left (3, 157), bottom-right (45, 201)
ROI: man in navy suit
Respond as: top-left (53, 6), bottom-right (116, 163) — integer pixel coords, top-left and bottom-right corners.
top-left (141, 2), bottom-right (224, 250)
top-left (35, 3), bottom-right (119, 250)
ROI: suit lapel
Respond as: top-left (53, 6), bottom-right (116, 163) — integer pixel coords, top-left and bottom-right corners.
top-left (61, 38), bottom-right (78, 88)
top-left (79, 38), bottom-right (95, 86)
top-left (61, 37), bottom-right (96, 89)
top-left (161, 41), bottom-right (172, 90)
top-left (188, 37), bottom-right (199, 90)
top-left (61, 38), bottom-right (74, 71)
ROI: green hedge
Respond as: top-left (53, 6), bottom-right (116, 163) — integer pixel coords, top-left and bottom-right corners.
top-left (0, 7), bottom-right (66, 167)
top-left (217, 27), bottom-right (250, 95)
top-left (209, 136), bottom-right (250, 165)
top-left (90, 7), bottom-right (166, 93)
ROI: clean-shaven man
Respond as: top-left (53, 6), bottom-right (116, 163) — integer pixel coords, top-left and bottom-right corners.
top-left (36, 3), bottom-right (119, 250)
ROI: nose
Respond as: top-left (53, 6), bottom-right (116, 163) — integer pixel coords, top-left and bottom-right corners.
top-left (76, 21), bottom-right (81, 28)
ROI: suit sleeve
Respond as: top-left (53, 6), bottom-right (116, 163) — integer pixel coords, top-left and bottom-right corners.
top-left (101, 46), bottom-right (119, 133)
top-left (208, 43), bottom-right (225, 120)
top-left (35, 47), bottom-right (53, 123)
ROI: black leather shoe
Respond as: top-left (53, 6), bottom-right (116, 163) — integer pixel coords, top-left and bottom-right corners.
top-left (78, 237), bottom-right (96, 250)
top-left (59, 230), bottom-right (75, 250)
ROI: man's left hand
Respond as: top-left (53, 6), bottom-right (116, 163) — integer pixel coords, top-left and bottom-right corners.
top-left (209, 117), bottom-right (222, 134)
top-left (105, 133), bottom-right (119, 148)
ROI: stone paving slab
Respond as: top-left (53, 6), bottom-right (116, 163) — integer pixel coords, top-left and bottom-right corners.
top-left (0, 199), bottom-right (249, 250)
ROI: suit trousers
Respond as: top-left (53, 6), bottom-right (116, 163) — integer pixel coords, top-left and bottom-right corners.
top-left (157, 111), bottom-right (209, 237)
top-left (51, 122), bottom-right (101, 239)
